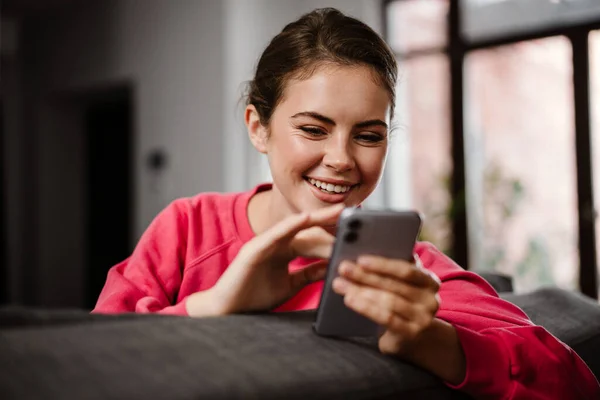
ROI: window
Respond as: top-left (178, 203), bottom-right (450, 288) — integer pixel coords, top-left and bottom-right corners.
top-left (464, 37), bottom-right (578, 292)
top-left (386, 0), bottom-right (448, 54)
top-left (386, 0), bottom-right (599, 298)
top-left (384, 1), bottom-right (452, 252)
top-left (461, 0), bottom-right (600, 42)
top-left (395, 55), bottom-right (452, 251)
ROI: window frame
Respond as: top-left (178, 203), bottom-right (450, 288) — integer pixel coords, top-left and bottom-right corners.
top-left (383, 0), bottom-right (600, 299)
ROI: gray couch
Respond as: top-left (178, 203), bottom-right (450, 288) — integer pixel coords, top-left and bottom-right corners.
top-left (1, 275), bottom-right (599, 399)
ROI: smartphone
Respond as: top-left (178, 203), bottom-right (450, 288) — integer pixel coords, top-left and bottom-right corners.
top-left (313, 207), bottom-right (422, 337)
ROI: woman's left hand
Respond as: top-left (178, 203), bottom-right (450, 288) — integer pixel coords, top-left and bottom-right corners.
top-left (332, 254), bottom-right (441, 356)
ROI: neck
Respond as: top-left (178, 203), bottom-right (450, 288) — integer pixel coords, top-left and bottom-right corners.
top-left (247, 184), bottom-right (297, 235)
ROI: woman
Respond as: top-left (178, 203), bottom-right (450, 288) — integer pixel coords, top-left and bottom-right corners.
top-left (94, 8), bottom-right (600, 399)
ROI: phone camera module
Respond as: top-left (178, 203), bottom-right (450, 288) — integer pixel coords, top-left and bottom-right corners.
top-left (343, 231), bottom-right (358, 243)
top-left (347, 219), bottom-right (362, 230)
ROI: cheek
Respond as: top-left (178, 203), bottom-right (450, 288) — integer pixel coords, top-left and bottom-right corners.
top-left (356, 147), bottom-right (387, 177)
top-left (272, 137), bottom-right (322, 168)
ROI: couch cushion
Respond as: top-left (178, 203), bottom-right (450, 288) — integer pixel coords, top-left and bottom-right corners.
top-left (1, 287), bottom-right (598, 399)
top-left (0, 307), bottom-right (469, 400)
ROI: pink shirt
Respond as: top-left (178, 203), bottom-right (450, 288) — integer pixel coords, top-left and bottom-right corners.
top-left (94, 184), bottom-right (600, 399)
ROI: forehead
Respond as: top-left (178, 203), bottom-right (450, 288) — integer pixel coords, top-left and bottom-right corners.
top-left (277, 65), bottom-right (392, 122)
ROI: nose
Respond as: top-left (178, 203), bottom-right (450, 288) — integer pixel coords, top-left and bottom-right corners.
top-left (323, 137), bottom-right (356, 173)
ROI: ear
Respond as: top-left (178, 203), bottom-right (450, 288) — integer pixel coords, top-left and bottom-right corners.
top-left (245, 104), bottom-right (269, 154)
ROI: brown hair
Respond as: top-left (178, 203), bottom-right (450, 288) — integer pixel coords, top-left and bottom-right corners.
top-left (246, 7), bottom-right (398, 126)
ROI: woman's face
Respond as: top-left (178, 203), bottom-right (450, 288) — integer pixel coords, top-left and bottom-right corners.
top-left (249, 64), bottom-right (391, 215)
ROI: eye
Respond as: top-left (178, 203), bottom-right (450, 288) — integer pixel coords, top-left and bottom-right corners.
top-left (355, 133), bottom-right (385, 144)
top-left (300, 127), bottom-right (327, 137)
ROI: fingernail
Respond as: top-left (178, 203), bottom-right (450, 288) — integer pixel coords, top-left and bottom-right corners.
top-left (332, 277), bottom-right (348, 292)
top-left (414, 254), bottom-right (423, 268)
top-left (339, 261), bottom-right (353, 274)
top-left (357, 255), bottom-right (373, 266)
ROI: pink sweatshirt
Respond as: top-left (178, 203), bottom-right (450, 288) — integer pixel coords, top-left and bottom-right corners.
top-left (94, 184), bottom-right (600, 399)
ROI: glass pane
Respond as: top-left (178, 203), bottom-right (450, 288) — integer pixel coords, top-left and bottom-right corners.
top-left (386, 0), bottom-right (448, 54)
top-left (386, 54), bottom-right (452, 253)
top-left (591, 30), bottom-right (600, 299)
top-left (464, 36), bottom-right (578, 293)
top-left (462, 0), bottom-right (600, 42)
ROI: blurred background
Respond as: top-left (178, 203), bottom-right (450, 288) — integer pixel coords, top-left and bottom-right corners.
top-left (1, 0), bottom-right (599, 310)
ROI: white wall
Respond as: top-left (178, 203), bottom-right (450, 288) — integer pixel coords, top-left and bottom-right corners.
top-left (19, 0), bottom-right (227, 306)
top-left (12, 0), bottom-right (385, 306)
top-left (23, 0), bottom-right (227, 237)
top-left (24, 0), bottom-right (384, 237)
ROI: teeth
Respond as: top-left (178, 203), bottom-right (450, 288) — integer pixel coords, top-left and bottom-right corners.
top-left (308, 178), bottom-right (352, 194)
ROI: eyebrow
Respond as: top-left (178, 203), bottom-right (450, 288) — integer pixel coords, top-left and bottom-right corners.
top-left (291, 111), bottom-right (388, 130)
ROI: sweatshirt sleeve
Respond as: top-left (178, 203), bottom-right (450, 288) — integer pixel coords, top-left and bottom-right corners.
top-left (415, 242), bottom-right (600, 399)
top-left (92, 199), bottom-right (190, 316)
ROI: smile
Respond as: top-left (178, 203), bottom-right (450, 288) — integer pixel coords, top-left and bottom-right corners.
top-left (305, 177), bottom-right (355, 194)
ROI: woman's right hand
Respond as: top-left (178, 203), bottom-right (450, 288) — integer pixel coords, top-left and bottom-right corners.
top-left (185, 203), bottom-right (344, 317)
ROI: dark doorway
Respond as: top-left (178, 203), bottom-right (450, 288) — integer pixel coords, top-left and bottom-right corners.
top-left (85, 89), bottom-right (132, 309)
top-left (0, 98), bottom-right (6, 305)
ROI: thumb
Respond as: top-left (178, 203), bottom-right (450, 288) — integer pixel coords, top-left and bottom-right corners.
top-left (289, 260), bottom-right (328, 291)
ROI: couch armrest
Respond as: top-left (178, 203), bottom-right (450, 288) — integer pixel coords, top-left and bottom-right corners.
top-left (476, 272), bottom-right (513, 293)
top-left (502, 288), bottom-right (600, 380)
top-left (2, 287), bottom-right (597, 399)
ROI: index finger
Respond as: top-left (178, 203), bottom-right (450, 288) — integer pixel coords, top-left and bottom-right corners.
top-left (265, 203), bottom-right (345, 244)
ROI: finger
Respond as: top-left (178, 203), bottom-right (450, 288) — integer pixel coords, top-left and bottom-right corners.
top-left (339, 261), bottom-right (431, 303)
top-left (354, 284), bottom-right (422, 322)
top-left (264, 203), bottom-right (345, 244)
top-left (415, 254), bottom-right (442, 287)
top-left (305, 203), bottom-right (346, 227)
top-left (357, 255), bottom-right (440, 291)
top-left (292, 227), bottom-right (336, 259)
top-left (289, 260), bottom-right (328, 290)
top-left (378, 330), bottom-right (406, 355)
top-left (332, 276), bottom-right (350, 295)
top-left (332, 277), bottom-right (422, 322)
top-left (261, 212), bottom-right (311, 245)
top-left (341, 285), bottom-right (420, 339)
